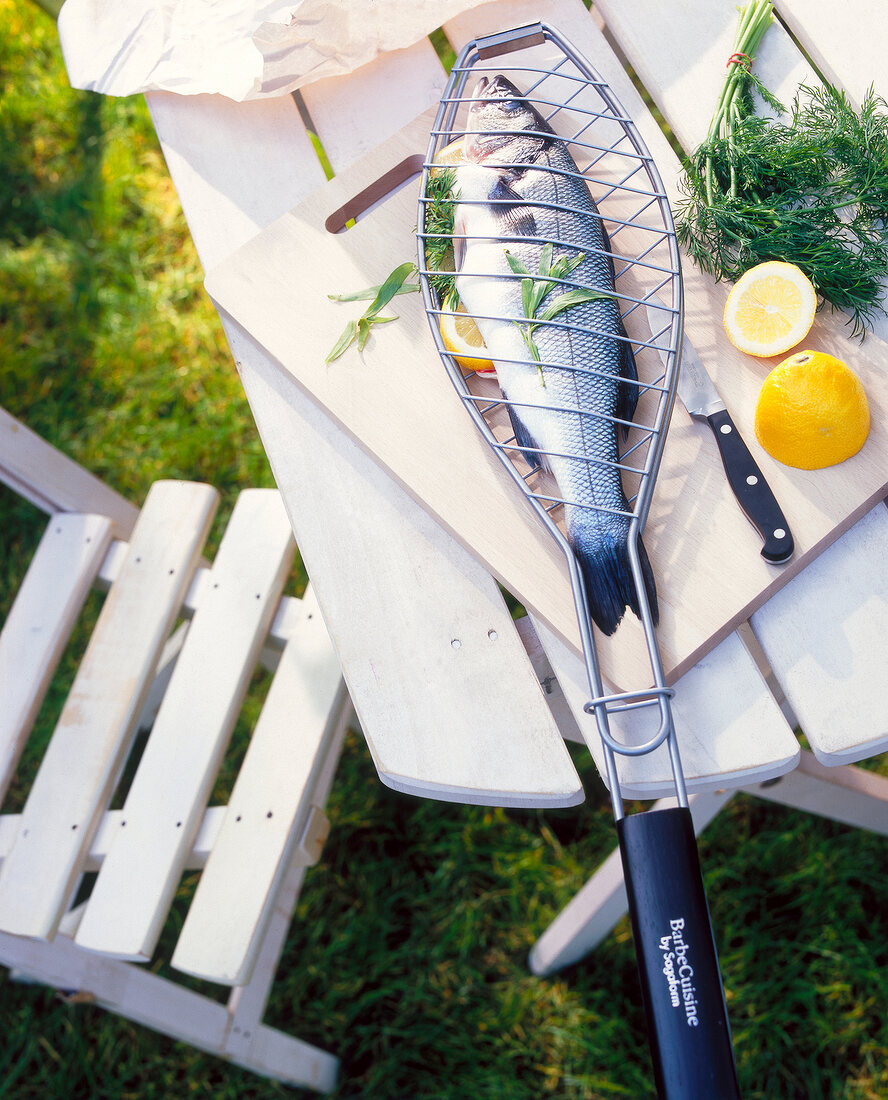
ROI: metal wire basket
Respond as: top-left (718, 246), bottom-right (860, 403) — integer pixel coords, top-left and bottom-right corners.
top-left (416, 23), bottom-right (741, 1098)
top-left (417, 24), bottom-right (683, 810)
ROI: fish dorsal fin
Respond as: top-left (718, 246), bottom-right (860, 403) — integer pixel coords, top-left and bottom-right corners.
top-left (489, 175), bottom-right (537, 238)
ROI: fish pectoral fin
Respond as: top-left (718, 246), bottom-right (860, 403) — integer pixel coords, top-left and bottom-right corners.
top-left (490, 175), bottom-right (537, 238)
top-left (452, 208), bottom-right (467, 272)
top-left (505, 402), bottom-right (545, 471)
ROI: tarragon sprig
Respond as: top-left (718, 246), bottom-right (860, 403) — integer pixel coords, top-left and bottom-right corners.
top-left (505, 244), bottom-right (614, 381)
top-left (325, 261), bottom-right (419, 362)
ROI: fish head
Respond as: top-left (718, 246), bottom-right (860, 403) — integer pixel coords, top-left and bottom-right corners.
top-left (464, 75), bottom-right (553, 166)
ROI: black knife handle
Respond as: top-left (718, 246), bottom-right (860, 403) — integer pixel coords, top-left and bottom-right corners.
top-left (705, 408), bottom-right (794, 564)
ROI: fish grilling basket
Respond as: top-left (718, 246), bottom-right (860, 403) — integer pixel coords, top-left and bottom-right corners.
top-left (417, 24), bottom-right (741, 1100)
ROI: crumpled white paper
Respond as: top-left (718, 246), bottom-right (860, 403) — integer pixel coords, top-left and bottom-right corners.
top-left (57, 0), bottom-right (490, 101)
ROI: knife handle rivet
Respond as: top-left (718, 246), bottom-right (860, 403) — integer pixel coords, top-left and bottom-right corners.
top-left (774, 528), bottom-right (787, 539)
top-left (720, 424), bottom-right (732, 435)
top-left (746, 475), bottom-right (758, 486)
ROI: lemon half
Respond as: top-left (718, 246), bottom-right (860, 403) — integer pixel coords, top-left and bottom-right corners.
top-left (724, 261), bottom-right (817, 357)
top-left (754, 350), bottom-right (869, 469)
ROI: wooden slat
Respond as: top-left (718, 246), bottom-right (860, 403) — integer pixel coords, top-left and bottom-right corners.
top-left (0, 512), bottom-right (113, 801)
top-left (0, 407), bottom-right (139, 537)
top-left (533, 617), bottom-right (799, 797)
top-left (171, 586), bottom-right (347, 985)
top-left (0, 928), bottom-right (339, 1091)
top-left (0, 481), bottom-right (218, 939)
top-left (592, 0), bottom-right (815, 157)
top-left (0, 805), bottom-right (226, 872)
top-left (96, 538), bottom-right (304, 651)
top-left (752, 750), bottom-right (888, 834)
top-left (751, 501), bottom-right (888, 765)
top-left (74, 490), bottom-right (295, 961)
top-left (147, 91), bottom-right (326, 272)
top-left (299, 37), bottom-right (446, 172)
top-left (777, 0), bottom-right (888, 110)
top-left (223, 315), bottom-right (584, 807)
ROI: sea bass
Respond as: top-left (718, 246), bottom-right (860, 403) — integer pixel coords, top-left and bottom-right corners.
top-left (453, 74), bottom-right (658, 636)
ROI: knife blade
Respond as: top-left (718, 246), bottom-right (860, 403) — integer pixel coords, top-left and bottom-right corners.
top-left (649, 308), bottom-right (794, 564)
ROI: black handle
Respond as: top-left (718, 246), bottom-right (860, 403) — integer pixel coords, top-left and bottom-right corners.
top-left (618, 807), bottom-right (741, 1100)
top-left (705, 408), bottom-right (794, 564)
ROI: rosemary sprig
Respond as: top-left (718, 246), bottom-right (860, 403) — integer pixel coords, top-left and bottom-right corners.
top-left (505, 245), bottom-right (613, 381)
top-left (676, 0), bottom-right (888, 337)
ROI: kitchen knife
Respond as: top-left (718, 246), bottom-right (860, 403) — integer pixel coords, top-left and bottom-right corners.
top-left (650, 310), bottom-right (794, 564)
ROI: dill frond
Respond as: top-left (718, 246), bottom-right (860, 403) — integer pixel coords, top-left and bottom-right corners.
top-left (423, 166), bottom-right (459, 303)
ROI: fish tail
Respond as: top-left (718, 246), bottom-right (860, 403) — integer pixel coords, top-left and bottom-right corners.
top-left (571, 517), bottom-right (659, 637)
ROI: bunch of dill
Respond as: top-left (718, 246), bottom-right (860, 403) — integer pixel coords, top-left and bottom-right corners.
top-left (675, 1), bottom-right (888, 337)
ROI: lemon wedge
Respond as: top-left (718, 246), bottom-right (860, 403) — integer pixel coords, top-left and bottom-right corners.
top-left (430, 137), bottom-right (466, 175)
top-left (724, 261), bottom-right (817, 357)
top-left (439, 304), bottom-right (495, 373)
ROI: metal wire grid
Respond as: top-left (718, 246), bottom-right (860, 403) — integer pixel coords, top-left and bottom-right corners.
top-left (416, 24), bottom-right (687, 814)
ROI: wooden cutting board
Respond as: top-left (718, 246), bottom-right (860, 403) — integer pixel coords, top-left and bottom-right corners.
top-left (206, 94), bottom-right (888, 693)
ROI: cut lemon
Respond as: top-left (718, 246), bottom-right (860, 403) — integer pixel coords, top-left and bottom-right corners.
top-left (439, 304), bottom-right (495, 373)
top-left (430, 137), bottom-right (467, 175)
top-left (724, 261), bottom-right (817, 357)
top-left (754, 349), bottom-right (869, 469)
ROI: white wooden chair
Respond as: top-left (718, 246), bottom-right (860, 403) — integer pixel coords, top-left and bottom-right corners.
top-left (0, 407), bottom-right (349, 1093)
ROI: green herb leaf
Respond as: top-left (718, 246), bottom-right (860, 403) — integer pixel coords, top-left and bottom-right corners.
top-left (505, 251), bottom-right (531, 277)
top-left (325, 319), bottom-right (359, 363)
top-left (521, 277), bottom-right (537, 322)
top-left (513, 322), bottom-right (542, 363)
top-left (356, 317), bottom-right (372, 352)
top-left (423, 166), bottom-right (460, 304)
top-left (364, 262), bottom-right (418, 318)
top-left (328, 285), bottom-right (419, 303)
top-left (538, 288), bottom-right (613, 321)
top-left (550, 252), bottom-right (586, 281)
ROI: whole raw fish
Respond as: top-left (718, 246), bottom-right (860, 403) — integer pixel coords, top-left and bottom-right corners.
top-left (453, 74), bottom-right (657, 636)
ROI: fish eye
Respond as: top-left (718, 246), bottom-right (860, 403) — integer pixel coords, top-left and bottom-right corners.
top-left (499, 99), bottom-right (522, 113)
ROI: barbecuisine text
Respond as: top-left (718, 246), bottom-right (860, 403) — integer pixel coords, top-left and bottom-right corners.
top-left (659, 918), bottom-right (700, 1026)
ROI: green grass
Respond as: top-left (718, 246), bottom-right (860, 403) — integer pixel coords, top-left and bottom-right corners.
top-left (2, 2), bottom-right (888, 1097)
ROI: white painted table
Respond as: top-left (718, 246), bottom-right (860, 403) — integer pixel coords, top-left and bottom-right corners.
top-left (144, 0), bottom-right (888, 812)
